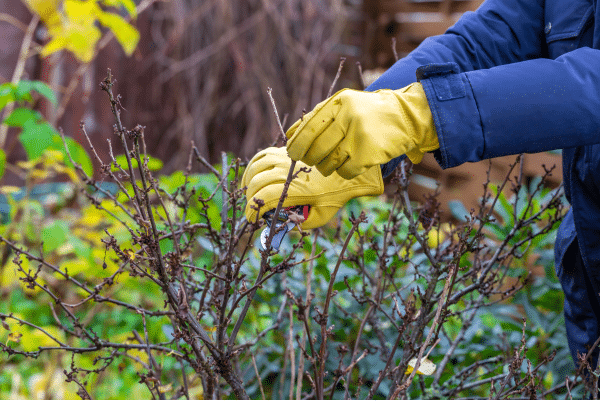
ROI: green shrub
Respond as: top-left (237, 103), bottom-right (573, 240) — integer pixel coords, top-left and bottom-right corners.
top-left (0, 70), bottom-right (586, 400)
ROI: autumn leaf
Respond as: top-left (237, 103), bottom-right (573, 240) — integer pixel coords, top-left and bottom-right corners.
top-left (8, 332), bottom-right (23, 343)
top-left (157, 383), bottom-right (173, 394)
top-left (22, 0), bottom-right (61, 26)
top-left (23, 0), bottom-right (139, 62)
top-left (405, 357), bottom-right (436, 376)
top-left (95, 10), bottom-right (139, 55)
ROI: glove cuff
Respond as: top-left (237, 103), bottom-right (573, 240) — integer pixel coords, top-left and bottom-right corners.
top-left (393, 83), bottom-right (439, 164)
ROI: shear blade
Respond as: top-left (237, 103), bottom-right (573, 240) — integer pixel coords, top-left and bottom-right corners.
top-left (260, 222), bottom-right (296, 251)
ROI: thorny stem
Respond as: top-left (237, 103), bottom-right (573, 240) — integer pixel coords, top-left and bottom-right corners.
top-left (101, 69), bottom-right (146, 222)
top-left (296, 230), bottom-right (318, 400)
top-left (97, 70), bottom-right (253, 399)
top-left (391, 262), bottom-right (459, 398)
top-left (228, 86), bottom-right (297, 353)
top-left (327, 57), bottom-right (346, 98)
top-left (227, 159), bottom-right (297, 351)
top-left (316, 212), bottom-right (366, 400)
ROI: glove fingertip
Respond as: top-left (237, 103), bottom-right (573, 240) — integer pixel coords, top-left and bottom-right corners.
top-left (406, 150), bottom-right (424, 164)
top-left (244, 203), bottom-right (264, 224)
top-left (285, 119), bottom-right (302, 139)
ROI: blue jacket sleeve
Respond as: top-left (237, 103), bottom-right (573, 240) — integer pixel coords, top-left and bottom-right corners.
top-left (368, 0), bottom-right (600, 169)
top-left (423, 49), bottom-right (600, 168)
top-left (366, 0), bottom-right (545, 92)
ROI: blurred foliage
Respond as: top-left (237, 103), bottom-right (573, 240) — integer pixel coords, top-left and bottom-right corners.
top-left (0, 153), bottom-right (574, 398)
top-left (22, 0), bottom-right (139, 62)
top-left (0, 80), bottom-right (93, 180)
top-left (243, 180), bottom-right (571, 400)
top-left (0, 151), bottom-right (232, 399)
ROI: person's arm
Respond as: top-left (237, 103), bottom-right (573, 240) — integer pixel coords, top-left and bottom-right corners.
top-left (368, 0), bottom-right (546, 173)
top-left (366, 0), bottom-right (545, 92)
top-left (420, 48), bottom-right (600, 169)
top-left (367, 0), bottom-right (600, 170)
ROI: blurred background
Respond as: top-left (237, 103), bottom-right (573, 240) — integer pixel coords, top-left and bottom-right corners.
top-left (0, 0), bottom-right (562, 220)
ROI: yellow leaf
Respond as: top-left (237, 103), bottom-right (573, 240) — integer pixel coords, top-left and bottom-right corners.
top-left (65, 24), bottom-right (101, 63)
top-left (0, 186), bottom-right (21, 194)
top-left (41, 20), bottom-right (101, 62)
top-left (128, 348), bottom-right (149, 371)
top-left (23, 0), bottom-right (62, 27)
top-left (125, 249), bottom-right (136, 261)
top-left (61, 258), bottom-right (89, 276)
top-left (405, 357), bottom-right (436, 376)
top-left (95, 10), bottom-right (139, 55)
top-left (38, 0), bottom-right (103, 62)
top-left (0, 267), bottom-right (18, 287)
top-left (17, 159), bottom-right (37, 170)
top-left (8, 332), bottom-right (22, 343)
top-left (63, 0), bottom-right (102, 21)
top-left (1, 255), bottom-right (30, 287)
top-left (54, 165), bottom-right (80, 183)
top-left (76, 206), bottom-right (106, 227)
top-left (40, 34), bottom-right (68, 57)
top-left (30, 168), bottom-right (48, 179)
top-left (157, 383), bottom-right (173, 394)
top-left (21, 327), bottom-right (64, 351)
top-left (42, 149), bottom-right (64, 165)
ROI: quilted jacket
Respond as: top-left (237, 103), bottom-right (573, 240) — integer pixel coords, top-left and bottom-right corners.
top-left (368, 0), bottom-right (600, 369)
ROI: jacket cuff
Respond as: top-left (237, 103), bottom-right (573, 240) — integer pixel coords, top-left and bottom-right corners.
top-left (417, 63), bottom-right (484, 169)
top-left (380, 155), bottom-right (407, 178)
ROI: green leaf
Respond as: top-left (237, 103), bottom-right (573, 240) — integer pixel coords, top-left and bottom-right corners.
top-left (145, 156), bottom-right (164, 171)
top-left (16, 115), bottom-right (93, 177)
top-left (0, 94), bottom-right (13, 112)
top-left (4, 107), bottom-right (40, 127)
top-left (14, 81), bottom-right (33, 102)
top-left (364, 248), bottom-right (377, 264)
top-left (497, 192), bottom-right (513, 227)
top-left (30, 81), bottom-right (57, 105)
top-left (333, 280), bottom-right (348, 291)
top-left (0, 83), bottom-right (16, 111)
top-left (67, 234), bottom-right (92, 261)
top-left (486, 221), bottom-right (508, 240)
top-left (8, 80), bottom-right (57, 105)
top-left (112, 154), bottom-right (163, 172)
top-left (42, 220), bottom-right (70, 253)
top-left (459, 252), bottom-right (471, 268)
top-left (18, 121), bottom-right (56, 160)
top-left (0, 83), bottom-right (14, 96)
top-left (159, 238), bottom-right (174, 255)
top-left (58, 135), bottom-right (94, 178)
top-left (315, 256), bottom-right (331, 283)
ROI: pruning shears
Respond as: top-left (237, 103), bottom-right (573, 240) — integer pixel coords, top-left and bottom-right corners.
top-left (260, 205), bottom-right (310, 251)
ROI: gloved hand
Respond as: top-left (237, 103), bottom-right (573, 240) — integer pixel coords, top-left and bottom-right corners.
top-left (241, 147), bottom-right (383, 229)
top-left (285, 82), bottom-right (438, 179)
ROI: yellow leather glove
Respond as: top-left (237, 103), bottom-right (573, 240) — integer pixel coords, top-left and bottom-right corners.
top-left (286, 82), bottom-right (438, 179)
top-left (241, 147), bottom-right (384, 229)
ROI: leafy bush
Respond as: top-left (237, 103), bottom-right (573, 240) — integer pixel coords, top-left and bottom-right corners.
top-left (0, 80), bottom-right (93, 181)
top-left (0, 68), bottom-right (593, 400)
